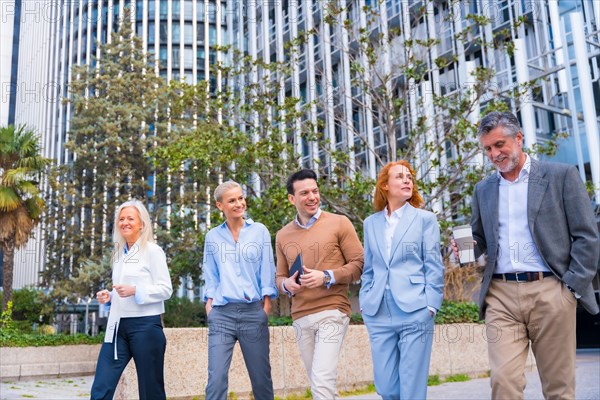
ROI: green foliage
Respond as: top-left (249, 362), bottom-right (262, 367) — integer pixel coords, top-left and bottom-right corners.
top-left (435, 301), bottom-right (480, 324)
top-left (51, 255), bottom-right (112, 304)
top-left (0, 301), bottom-right (15, 333)
top-left (5, 288), bottom-right (54, 325)
top-left (44, 10), bottom-right (171, 292)
top-left (349, 313), bottom-right (364, 325)
top-left (428, 373), bottom-right (471, 386)
top-left (163, 297), bottom-right (206, 328)
top-left (268, 315), bottom-right (293, 327)
top-left (0, 125), bottom-right (48, 310)
top-left (0, 331), bottom-right (104, 347)
top-left (444, 373), bottom-right (471, 383)
top-left (428, 374), bottom-right (443, 386)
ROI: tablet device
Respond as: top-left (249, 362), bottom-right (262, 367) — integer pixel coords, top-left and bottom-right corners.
top-left (289, 254), bottom-right (304, 284)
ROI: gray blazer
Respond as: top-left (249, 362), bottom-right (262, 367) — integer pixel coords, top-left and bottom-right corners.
top-left (471, 158), bottom-right (600, 319)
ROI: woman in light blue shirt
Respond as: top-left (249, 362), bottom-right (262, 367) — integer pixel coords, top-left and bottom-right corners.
top-left (203, 181), bottom-right (278, 400)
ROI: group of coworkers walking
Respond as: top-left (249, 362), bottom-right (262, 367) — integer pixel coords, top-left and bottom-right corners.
top-left (89, 111), bottom-right (599, 400)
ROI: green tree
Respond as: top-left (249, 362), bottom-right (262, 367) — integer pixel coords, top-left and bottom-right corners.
top-left (0, 125), bottom-right (47, 310)
top-left (44, 13), bottom-right (170, 291)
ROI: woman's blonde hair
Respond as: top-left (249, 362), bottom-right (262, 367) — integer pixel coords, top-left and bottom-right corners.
top-left (373, 160), bottom-right (424, 211)
top-left (214, 181), bottom-right (242, 202)
top-left (112, 199), bottom-right (154, 249)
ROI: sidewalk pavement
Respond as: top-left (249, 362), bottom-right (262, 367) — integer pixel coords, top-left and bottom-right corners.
top-left (1, 349), bottom-right (598, 399)
top-left (346, 348), bottom-right (600, 400)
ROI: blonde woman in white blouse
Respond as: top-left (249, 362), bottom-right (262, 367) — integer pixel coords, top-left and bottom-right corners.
top-left (91, 199), bottom-right (173, 400)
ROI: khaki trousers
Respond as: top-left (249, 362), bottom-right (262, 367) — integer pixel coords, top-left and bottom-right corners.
top-left (485, 276), bottom-right (577, 400)
top-left (293, 309), bottom-right (350, 400)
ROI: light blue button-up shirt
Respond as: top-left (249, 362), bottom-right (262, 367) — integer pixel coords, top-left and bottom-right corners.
top-left (202, 218), bottom-right (278, 305)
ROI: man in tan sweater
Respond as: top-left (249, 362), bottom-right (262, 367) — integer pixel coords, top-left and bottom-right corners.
top-left (276, 169), bottom-right (364, 400)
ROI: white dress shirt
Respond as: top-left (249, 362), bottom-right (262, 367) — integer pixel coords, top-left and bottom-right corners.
top-left (385, 204), bottom-right (437, 314)
top-left (496, 155), bottom-right (549, 274)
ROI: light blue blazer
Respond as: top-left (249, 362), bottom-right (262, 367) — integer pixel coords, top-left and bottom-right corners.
top-left (359, 204), bottom-right (444, 316)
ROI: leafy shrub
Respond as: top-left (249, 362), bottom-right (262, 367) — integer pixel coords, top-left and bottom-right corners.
top-left (0, 331), bottom-right (104, 347)
top-left (0, 288), bottom-right (54, 326)
top-left (1, 302), bottom-right (104, 347)
top-left (350, 313), bottom-right (363, 325)
top-left (163, 297), bottom-right (206, 327)
top-left (268, 315), bottom-right (293, 326)
top-left (435, 301), bottom-right (480, 324)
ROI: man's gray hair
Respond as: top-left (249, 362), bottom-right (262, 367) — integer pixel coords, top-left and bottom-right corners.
top-left (214, 180), bottom-right (242, 202)
top-left (477, 111), bottom-right (522, 138)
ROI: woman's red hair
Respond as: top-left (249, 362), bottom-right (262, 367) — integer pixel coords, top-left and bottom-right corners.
top-left (373, 160), bottom-right (424, 211)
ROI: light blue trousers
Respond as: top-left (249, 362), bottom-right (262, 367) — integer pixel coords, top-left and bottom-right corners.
top-left (363, 289), bottom-right (435, 400)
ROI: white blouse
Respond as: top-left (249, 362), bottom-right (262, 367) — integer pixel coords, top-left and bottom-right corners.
top-left (104, 241), bottom-right (173, 350)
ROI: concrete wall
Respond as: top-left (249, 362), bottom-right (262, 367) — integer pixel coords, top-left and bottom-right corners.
top-left (0, 324), bottom-right (535, 394)
top-left (0, 344), bottom-right (101, 380)
top-left (116, 324), bottom-right (536, 399)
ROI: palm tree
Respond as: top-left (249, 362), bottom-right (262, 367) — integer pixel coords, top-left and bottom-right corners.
top-left (0, 125), bottom-right (47, 310)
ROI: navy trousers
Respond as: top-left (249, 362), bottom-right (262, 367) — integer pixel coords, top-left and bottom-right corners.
top-left (91, 315), bottom-right (167, 400)
top-left (206, 301), bottom-right (274, 400)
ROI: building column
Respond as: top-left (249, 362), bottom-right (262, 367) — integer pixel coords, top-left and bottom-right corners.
top-left (571, 12), bottom-right (600, 200)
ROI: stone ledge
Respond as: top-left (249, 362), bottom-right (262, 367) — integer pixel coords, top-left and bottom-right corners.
top-left (0, 364), bottom-right (20, 379)
top-left (59, 361), bottom-right (97, 376)
top-left (0, 344), bottom-right (101, 380)
top-left (20, 363), bottom-right (60, 377)
top-left (116, 324), bottom-right (536, 399)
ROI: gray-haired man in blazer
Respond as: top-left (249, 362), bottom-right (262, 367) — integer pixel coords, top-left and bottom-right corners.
top-left (454, 111), bottom-right (599, 399)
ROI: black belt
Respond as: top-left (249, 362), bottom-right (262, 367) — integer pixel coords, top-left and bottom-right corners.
top-left (492, 272), bottom-right (554, 282)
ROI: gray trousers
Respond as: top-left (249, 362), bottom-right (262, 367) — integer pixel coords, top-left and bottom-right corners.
top-left (205, 301), bottom-right (274, 400)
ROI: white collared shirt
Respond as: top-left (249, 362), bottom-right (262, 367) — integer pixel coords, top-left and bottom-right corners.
top-left (384, 203), bottom-right (437, 314)
top-left (384, 203), bottom-right (408, 260)
top-left (496, 155), bottom-right (549, 274)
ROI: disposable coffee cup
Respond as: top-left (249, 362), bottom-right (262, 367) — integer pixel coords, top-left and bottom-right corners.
top-left (453, 224), bottom-right (476, 264)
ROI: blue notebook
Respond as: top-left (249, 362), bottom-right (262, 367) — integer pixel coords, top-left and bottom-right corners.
top-left (289, 254), bottom-right (304, 284)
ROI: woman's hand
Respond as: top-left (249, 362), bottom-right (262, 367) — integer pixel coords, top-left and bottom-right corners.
top-left (113, 284), bottom-right (136, 298)
top-left (205, 298), bottom-right (213, 316)
top-left (96, 289), bottom-right (111, 304)
top-left (263, 296), bottom-right (272, 315)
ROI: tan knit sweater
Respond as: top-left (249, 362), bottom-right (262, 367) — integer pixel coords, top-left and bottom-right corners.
top-left (275, 211), bottom-right (364, 320)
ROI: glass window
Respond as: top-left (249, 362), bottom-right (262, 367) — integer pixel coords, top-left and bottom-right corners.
top-left (208, 2), bottom-right (216, 23)
top-left (172, 1), bottom-right (180, 18)
top-left (184, 48), bottom-right (194, 68)
top-left (221, 3), bottom-right (226, 24)
top-left (184, 0), bottom-right (193, 19)
top-left (209, 25), bottom-right (216, 45)
top-left (148, 0), bottom-right (155, 17)
top-left (148, 22), bottom-right (155, 44)
top-left (159, 47), bottom-right (168, 69)
top-left (172, 23), bottom-right (180, 44)
top-left (160, 0), bottom-right (168, 19)
top-left (197, 26), bottom-right (205, 42)
top-left (160, 22), bottom-right (168, 41)
top-left (136, 0), bottom-right (144, 19)
top-left (197, 2), bottom-right (205, 21)
top-left (173, 48), bottom-right (180, 68)
top-left (184, 23), bottom-right (193, 45)
top-left (197, 49), bottom-right (205, 69)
